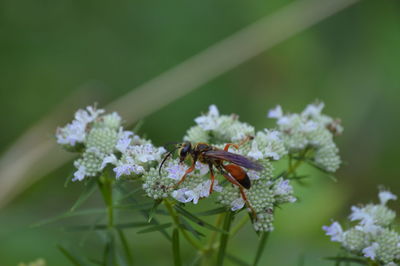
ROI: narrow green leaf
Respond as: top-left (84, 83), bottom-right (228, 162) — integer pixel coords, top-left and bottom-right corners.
top-left (32, 208), bottom-right (105, 227)
top-left (70, 177), bottom-right (98, 211)
top-left (217, 211), bottom-right (234, 266)
top-left (324, 256), bottom-right (367, 265)
top-left (113, 202), bottom-right (154, 210)
top-left (253, 232), bottom-right (270, 266)
top-left (174, 204), bottom-right (228, 234)
top-left (188, 253), bottom-right (202, 266)
top-left (116, 185), bottom-right (171, 241)
top-left (137, 223), bottom-right (172, 234)
top-left (226, 253), bottom-right (250, 266)
top-left (117, 186), bottom-right (143, 202)
top-left (103, 233), bottom-right (117, 266)
top-left (179, 218), bottom-right (205, 239)
top-left (172, 228), bottom-right (182, 266)
top-left (66, 222), bottom-right (150, 231)
top-left (196, 207), bottom-right (228, 216)
top-left (79, 214), bottom-right (104, 246)
top-left (147, 199), bottom-right (162, 223)
top-left (64, 171), bottom-right (74, 188)
top-left (131, 119), bottom-right (144, 133)
top-left (57, 245), bottom-right (84, 266)
top-left (117, 229), bottom-right (134, 266)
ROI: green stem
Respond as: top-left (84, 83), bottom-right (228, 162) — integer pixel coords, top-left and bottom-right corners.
top-left (253, 232), bottom-right (270, 266)
top-left (216, 211), bottom-right (234, 266)
top-left (230, 213), bottom-right (249, 237)
top-left (207, 213), bottom-right (224, 249)
top-left (164, 199), bottom-right (204, 251)
top-left (172, 228), bottom-right (182, 266)
top-left (286, 148), bottom-right (309, 178)
top-left (117, 229), bottom-right (134, 266)
top-left (98, 177), bottom-right (114, 229)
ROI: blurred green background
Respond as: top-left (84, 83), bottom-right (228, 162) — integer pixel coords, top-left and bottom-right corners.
top-left (1, 0), bottom-right (400, 265)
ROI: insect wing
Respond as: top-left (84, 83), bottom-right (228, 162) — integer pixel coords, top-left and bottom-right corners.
top-left (204, 150), bottom-right (263, 171)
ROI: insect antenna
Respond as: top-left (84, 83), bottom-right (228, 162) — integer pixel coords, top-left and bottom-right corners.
top-left (158, 146), bottom-right (178, 176)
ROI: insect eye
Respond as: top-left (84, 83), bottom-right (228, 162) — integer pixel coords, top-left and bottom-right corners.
top-left (179, 148), bottom-right (187, 157)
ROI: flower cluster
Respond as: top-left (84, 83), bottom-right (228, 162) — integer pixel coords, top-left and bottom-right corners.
top-left (268, 102), bottom-right (342, 172)
top-left (56, 102), bottom-right (342, 233)
top-left (323, 190), bottom-right (400, 265)
top-left (56, 105), bottom-right (165, 181)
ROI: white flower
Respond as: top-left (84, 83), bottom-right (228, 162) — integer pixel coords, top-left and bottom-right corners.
top-left (322, 221), bottom-right (343, 242)
top-left (264, 129), bottom-right (281, 141)
top-left (350, 206), bottom-right (381, 234)
top-left (172, 180), bottom-right (222, 204)
top-left (300, 120), bottom-right (318, 132)
top-left (362, 242), bottom-right (379, 260)
top-left (230, 197), bottom-right (245, 211)
top-left (76, 105), bottom-right (104, 123)
top-left (113, 163), bottom-right (144, 178)
top-left (73, 165), bottom-right (86, 182)
top-left (195, 161), bottom-right (209, 176)
top-left (349, 206), bottom-right (372, 223)
top-left (56, 105), bottom-right (104, 146)
top-left (165, 162), bottom-right (188, 181)
top-left (379, 191), bottom-right (397, 205)
top-left (268, 105), bottom-right (283, 119)
top-left (247, 170), bottom-right (261, 180)
top-left (302, 102), bottom-right (324, 117)
top-left (56, 120), bottom-right (86, 146)
top-left (264, 144), bottom-right (280, 160)
top-left (172, 188), bottom-right (196, 203)
top-left (274, 179), bottom-right (294, 196)
top-left (248, 141), bottom-right (263, 160)
top-left (101, 154), bottom-right (118, 169)
top-left (116, 130), bottom-right (133, 153)
top-left (194, 105), bottom-right (221, 130)
top-left (129, 144), bottom-right (166, 163)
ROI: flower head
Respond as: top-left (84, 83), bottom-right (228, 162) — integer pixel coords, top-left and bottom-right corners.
top-left (323, 221), bottom-right (344, 242)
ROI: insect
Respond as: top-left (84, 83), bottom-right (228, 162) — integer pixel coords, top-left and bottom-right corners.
top-left (159, 141), bottom-right (263, 216)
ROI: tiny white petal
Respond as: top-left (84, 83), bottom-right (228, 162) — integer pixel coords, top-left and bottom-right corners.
top-left (116, 129), bottom-right (133, 153)
top-left (362, 242), bottom-right (379, 260)
top-left (302, 102), bottom-right (324, 117)
top-left (172, 188), bottom-right (196, 203)
top-left (268, 105), bottom-right (283, 119)
top-left (247, 141), bottom-right (263, 160)
top-left (277, 115), bottom-right (293, 126)
top-left (208, 105), bottom-right (219, 117)
top-left (72, 165), bottom-right (86, 182)
top-left (101, 154), bottom-right (118, 170)
top-left (379, 191), bottom-right (397, 205)
top-left (113, 163), bottom-right (144, 178)
top-left (194, 105), bottom-right (221, 130)
top-left (231, 198), bottom-right (245, 211)
top-left (195, 161), bottom-right (209, 176)
top-left (275, 179), bottom-right (293, 196)
top-left (165, 163), bottom-right (187, 181)
top-left (322, 221), bottom-right (343, 242)
top-left (301, 120), bottom-right (318, 132)
top-left (247, 170), bottom-right (260, 180)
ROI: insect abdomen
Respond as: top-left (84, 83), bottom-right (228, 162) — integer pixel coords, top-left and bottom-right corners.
top-left (223, 164), bottom-right (251, 189)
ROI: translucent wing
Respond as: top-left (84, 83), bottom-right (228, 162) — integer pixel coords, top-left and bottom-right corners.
top-left (204, 150), bottom-right (263, 171)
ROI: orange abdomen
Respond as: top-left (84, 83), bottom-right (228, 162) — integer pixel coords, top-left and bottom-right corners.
top-left (223, 164), bottom-right (251, 189)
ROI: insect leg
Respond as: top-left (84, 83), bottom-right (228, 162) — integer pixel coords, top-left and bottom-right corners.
top-left (208, 163), bottom-right (215, 194)
top-left (175, 158), bottom-right (196, 187)
top-left (219, 169), bottom-right (257, 218)
top-left (223, 143), bottom-right (239, 151)
top-left (223, 136), bottom-right (254, 151)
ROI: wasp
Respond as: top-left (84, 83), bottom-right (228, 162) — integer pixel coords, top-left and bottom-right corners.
top-left (159, 141), bottom-right (263, 215)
